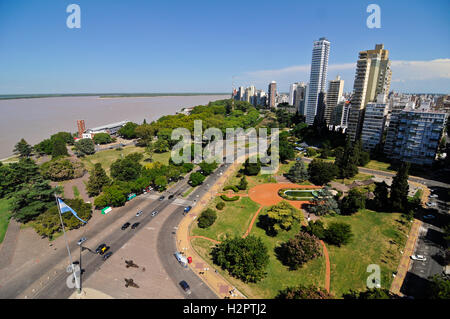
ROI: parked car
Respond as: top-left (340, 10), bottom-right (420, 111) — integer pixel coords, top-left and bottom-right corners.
top-left (77, 237), bottom-right (87, 246)
top-left (121, 222), bottom-right (131, 230)
top-left (151, 211), bottom-right (158, 217)
top-left (97, 244), bottom-right (110, 255)
top-left (159, 196), bottom-right (165, 201)
top-left (136, 210), bottom-right (143, 217)
top-left (410, 254), bottom-right (427, 261)
top-left (179, 280), bottom-right (191, 294)
top-left (429, 194), bottom-right (438, 198)
top-left (423, 214), bottom-right (435, 220)
top-left (131, 222), bottom-right (140, 229)
top-left (168, 194), bottom-right (174, 199)
top-left (184, 206), bottom-right (192, 213)
top-left (95, 243), bottom-right (107, 254)
top-left (103, 252), bottom-right (113, 260)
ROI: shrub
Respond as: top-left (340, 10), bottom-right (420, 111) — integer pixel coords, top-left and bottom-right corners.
top-left (197, 208), bottom-right (217, 228)
top-left (223, 185), bottom-right (239, 192)
top-left (325, 222), bottom-right (353, 247)
top-left (303, 220), bottom-right (326, 240)
top-left (216, 202), bottom-right (225, 210)
top-left (275, 231), bottom-right (322, 270)
top-left (276, 285), bottom-right (333, 299)
top-left (220, 195), bottom-right (239, 202)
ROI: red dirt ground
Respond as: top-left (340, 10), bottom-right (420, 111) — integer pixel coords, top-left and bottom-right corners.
top-left (248, 183), bottom-right (321, 209)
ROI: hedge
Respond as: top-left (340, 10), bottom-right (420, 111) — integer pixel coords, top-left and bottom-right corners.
top-left (220, 195), bottom-right (240, 202)
top-left (223, 185), bottom-right (239, 193)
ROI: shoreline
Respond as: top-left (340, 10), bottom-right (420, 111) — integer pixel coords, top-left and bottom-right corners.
top-left (0, 93), bottom-right (229, 101)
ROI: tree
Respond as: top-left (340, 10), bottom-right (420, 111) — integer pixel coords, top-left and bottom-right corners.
top-left (334, 137), bottom-right (359, 179)
top-left (427, 274), bottom-right (450, 299)
top-left (275, 231), bottom-right (322, 270)
top-left (51, 137), bottom-right (69, 158)
top-left (199, 161), bottom-right (218, 176)
top-left (276, 285), bottom-right (333, 299)
top-left (0, 158), bottom-right (41, 197)
top-left (340, 188), bottom-right (366, 215)
top-left (343, 288), bottom-right (393, 299)
top-left (371, 181), bottom-right (389, 211)
top-left (244, 157), bottom-right (261, 176)
top-left (118, 122), bottom-right (139, 139)
top-left (197, 208), bottom-right (217, 228)
top-left (279, 132), bottom-right (295, 162)
top-left (153, 138), bottom-right (170, 153)
top-left (307, 159), bottom-right (338, 185)
top-left (308, 186), bottom-right (340, 216)
top-left (87, 163), bottom-right (111, 196)
top-left (154, 175), bottom-right (168, 191)
top-left (303, 220), bottom-right (326, 240)
top-left (74, 138), bottom-right (95, 156)
top-left (237, 176), bottom-right (248, 190)
top-left (32, 198), bottom-right (92, 239)
top-left (285, 158), bottom-right (309, 183)
top-left (135, 123), bottom-right (157, 146)
top-left (258, 201), bottom-right (302, 236)
top-left (94, 184), bottom-right (127, 208)
top-left (189, 172), bottom-right (205, 186)
top-left (216, 202), bottom-right (225, 210)
top-left (34, 139), bottom-right (53, 155)
top-left (390, 162), bottom-right (410, 213)
top-left (325, 222), bottom-right (353, 247)
top-left (13, 138), bottom-right (33, 158)
top-left (211, 236), bottom-right (269, 283)
top-left (110, 153), bottom-right (143, 181)
top-left (40, 158), bottom-right (76, 181)
top-left (93, 133), bottom-right (112, 145)
top-left (51, 132), bottom-right (74, 145)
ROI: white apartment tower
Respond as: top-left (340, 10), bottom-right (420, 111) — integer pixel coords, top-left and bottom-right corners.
top-left (324, 75), bottom-right (344, 125)
top-left (305, 37), bottom-right (330, 125)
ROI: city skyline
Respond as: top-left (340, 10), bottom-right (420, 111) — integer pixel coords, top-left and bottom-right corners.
top-left (0, 0), bottom-right (449, 94)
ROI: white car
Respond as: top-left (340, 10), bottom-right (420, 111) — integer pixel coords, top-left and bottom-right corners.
top-left (77, 237), bottom-right (87, 246)
top-left (426, 202), bottom-right (437, 207)
top-left (410, 255), bottom-right (426, 261)
top-left (136, 210), bottom-right (143, 217)
top-left (151, 211), bottom-right (158, 217)
top-left (429, 194), bottom-right (438, 198)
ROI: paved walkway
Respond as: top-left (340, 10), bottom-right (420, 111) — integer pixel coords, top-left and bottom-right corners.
top-left (390, 219), bottom-right (422, 296)
top-left (0, 219), bottom-right (20, 269)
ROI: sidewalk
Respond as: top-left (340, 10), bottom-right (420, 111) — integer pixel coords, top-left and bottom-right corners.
top-left (176, 159), bottom-right (247, 299)
top-left (390, 218), bottom-right (422, 296)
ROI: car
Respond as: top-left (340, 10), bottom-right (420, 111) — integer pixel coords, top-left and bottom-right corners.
top-left (168, 194), bottom-right (174, 199)
top-left (179, 280), bottom-right (191, 294)
top-left (121, 222), bottom-right (131, 230)
top-left (77, 237), bottom-right (87, 246)
top-left (184, 206), bottom-right (192, 213)
top-left (429, 194), bottom-right (438, 198)
top-left (423, 214), bottom-right (435, 220)
top-left (97, 244), bottom-right (110, 255)
top-left (410, 254), bottom-right (427, 261)
top-left (136, 210), bottom-right (143, 217)
top-left (159, 196), bottom-right (165, 201)
top-left (151, 211), bottom-right (158, 217)
top-left (131, 222), bottom-right (140, 229)
top-left (103, 252), bottom-right (113, 260)
top-left (95, 243), bottom-right (107, 254)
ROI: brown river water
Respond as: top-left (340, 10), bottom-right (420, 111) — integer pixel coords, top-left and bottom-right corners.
top-left (0, 95), bottom-right (228, 159)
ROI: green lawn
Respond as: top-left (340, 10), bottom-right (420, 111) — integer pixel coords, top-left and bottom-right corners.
top-left (182, 187), bottom-right (195, 198)
top-left (191, 215), bottom-right (326, 299)
top-left (321, 209), bottom-right (411, 297)
top-left (364, 160), bottom-right (395, 173)
top-left (80, 145), bottom-right (171, 175)
top-left (191, 197), bottom-right (260, 241)
top-left (0, 198), bottom-right (12, 244)
top-left (72, 186), bottom-right (80, 198)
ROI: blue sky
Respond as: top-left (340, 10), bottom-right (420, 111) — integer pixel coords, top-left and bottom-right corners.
top-left (0, 0), bottom-right (449, 94)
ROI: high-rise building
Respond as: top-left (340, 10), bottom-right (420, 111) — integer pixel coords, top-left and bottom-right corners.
top-left (384, 110), bottom-right (447, 165)
top-left (360, 95), bottom-right (388, 151)
top-left (324, 76), bottom-right (344, 125)
top-left (316, 92), bottom-right (327, 123)
top-left (293, 82), bottom-right (307, 115)
top-left (268, 81), bottom-right (277, 108)
top-left (305, 37), bottom-right (330, 125)
top-left (347, 44), bottom-right (392, 141)
top-left (331, 100), bottom-right (350, 127)
top-left (289, 83), bottom-right (297, 106)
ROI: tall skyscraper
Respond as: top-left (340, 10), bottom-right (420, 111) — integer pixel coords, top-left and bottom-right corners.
top-left (347, 44), bottom-right (392, 141)
top-left (268, 81), bottom-right (277, 108)
top-left (289, 83), bottom-right (297, 106)
top-left (305, 37), bottom-right (330, 125)
top-left (324, 76), bottom-right (344, 125)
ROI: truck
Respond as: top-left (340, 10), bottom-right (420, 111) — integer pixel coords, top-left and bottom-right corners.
top-left (127, 193), bottom-right (137, 201)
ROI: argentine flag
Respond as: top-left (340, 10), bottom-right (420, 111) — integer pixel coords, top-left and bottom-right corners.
top-left (57, 198), bottom-right (87, 224)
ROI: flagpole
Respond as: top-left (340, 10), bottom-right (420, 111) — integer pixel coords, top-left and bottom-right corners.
top-left (54, 194), bottom-right (81, 294)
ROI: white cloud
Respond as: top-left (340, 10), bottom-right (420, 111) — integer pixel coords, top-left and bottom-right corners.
top-left (237, 59), bottom-right (450, 93)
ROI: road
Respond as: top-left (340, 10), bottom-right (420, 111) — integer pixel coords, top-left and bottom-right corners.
top-left (0, 161), bottom-right (232, 299)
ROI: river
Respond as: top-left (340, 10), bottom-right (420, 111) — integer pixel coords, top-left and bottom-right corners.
top-left (0, 95), bottom-right (228, 159)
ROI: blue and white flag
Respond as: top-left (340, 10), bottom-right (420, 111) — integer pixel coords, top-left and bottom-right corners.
top-left (58, 198), bottom-right (87, 224)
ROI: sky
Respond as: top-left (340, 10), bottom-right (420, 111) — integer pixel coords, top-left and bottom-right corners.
top-left (0, 0), bottom-right (449, 94)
